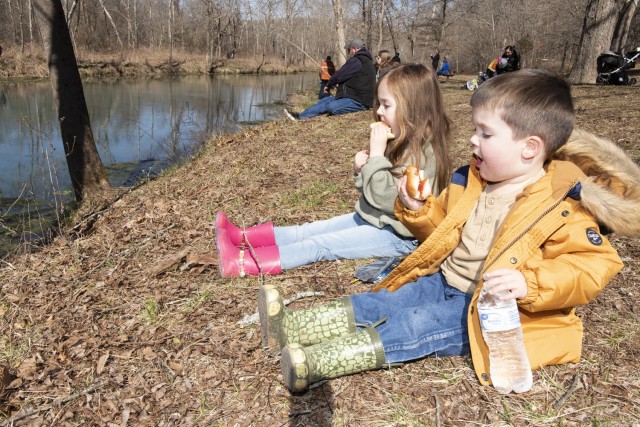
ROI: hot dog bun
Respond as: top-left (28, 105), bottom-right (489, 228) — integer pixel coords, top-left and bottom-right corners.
top-left (404, 165), bottom-right (431, 201)
top-left (370, 122), bottom-right (395, 139)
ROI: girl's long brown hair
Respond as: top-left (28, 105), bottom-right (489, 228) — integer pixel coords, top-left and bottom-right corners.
top-left (376, 50), bottom-right (393, 74)
top-left (373, 64), bottom-right (452, 194)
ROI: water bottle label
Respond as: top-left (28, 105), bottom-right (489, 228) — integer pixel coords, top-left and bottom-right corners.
top-left (479, 304), bottom-right (521, 331)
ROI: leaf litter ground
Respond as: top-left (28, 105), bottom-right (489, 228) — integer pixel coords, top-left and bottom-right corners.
top-left (0, 76), bottom-right (639, 426)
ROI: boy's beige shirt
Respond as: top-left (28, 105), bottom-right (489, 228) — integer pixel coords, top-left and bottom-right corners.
top-left (440, 190), bottom-right (516, 294)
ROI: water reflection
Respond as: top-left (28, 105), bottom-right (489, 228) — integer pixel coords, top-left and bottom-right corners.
top-left (0, 73), bottom-right (315, 205)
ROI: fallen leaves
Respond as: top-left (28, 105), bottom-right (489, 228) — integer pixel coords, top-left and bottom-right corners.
top-left (0, 86), bottom-right (637, 425)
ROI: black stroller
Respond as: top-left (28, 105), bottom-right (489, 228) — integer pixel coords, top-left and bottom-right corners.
top-left (596, 47), bottom-right (640, 85)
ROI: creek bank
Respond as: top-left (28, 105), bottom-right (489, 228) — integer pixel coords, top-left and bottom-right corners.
top-left (0, 52), bottom-right (315, 80)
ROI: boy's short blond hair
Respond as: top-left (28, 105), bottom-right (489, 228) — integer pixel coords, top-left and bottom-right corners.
top-left (470, 69), bottom-right (574, 159)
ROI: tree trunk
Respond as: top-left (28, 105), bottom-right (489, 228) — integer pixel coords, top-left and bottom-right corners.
top-left (33, 0), bottom-right (112, 204)
top-left (97, 0), bottom-right (124, 48)
top-left (169, 0), bottom-right (174, 61)
top-left (568, 0), bottom-right (622, 84)
top-left (18, 0), bottom-right (25, 53)
top-left (28, 0), bottom-right (34, 47)
top-left (332, 0), bottom-right (347, 67)
top-left (376, 0), bottom-right (385, 53)
top-left (610, 0), bottom-right (638, 52)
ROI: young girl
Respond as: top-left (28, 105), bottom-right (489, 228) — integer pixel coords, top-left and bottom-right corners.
top-left (375, 50), bottom-right (393, 80)
top-left (215, 64), bottom-right (452, 278)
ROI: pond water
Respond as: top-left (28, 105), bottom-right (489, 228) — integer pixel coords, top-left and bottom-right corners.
top-left (0, 73), bottom-right (316, 251)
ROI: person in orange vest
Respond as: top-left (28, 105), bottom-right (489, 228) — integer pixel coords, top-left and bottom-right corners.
top-left (318, 56), bottom-right (336, 99)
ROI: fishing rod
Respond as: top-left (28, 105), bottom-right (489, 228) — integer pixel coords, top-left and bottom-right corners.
top-left (276, 34), bottom-right (322, 68)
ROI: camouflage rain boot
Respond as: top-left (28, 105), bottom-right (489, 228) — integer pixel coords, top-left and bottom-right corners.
top-left (280, 327), bottom-right (386, 393)
top-left (258, 284), bottom-right (356, 350)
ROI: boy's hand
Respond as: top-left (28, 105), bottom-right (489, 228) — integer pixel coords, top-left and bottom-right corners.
top-left (369, 123), bottom-right (390, 157)
top-left (397, 175), bottom-right (425, 211)
top-left (482, 269), bottom-right (527, 301)
top-left (354, 149), bottom-right (370, 174)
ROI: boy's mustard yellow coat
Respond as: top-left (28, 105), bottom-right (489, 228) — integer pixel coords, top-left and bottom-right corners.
top-left (373, 130), bottom-right (640, 386)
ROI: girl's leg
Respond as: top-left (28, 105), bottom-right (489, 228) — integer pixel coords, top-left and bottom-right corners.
top-left (350, 272), bottom-right (471, 363)
top-left (276, 215), bottom-right (418, 270)
top-left (274, 213), bottom-right (361, 246)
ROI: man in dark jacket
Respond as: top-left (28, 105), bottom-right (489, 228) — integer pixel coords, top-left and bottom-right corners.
top-left (285, 39), bottom-right (376, 121)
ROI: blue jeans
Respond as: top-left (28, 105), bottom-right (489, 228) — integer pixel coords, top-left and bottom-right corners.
top-left (350, 271), bottom-right (471, 363)
top-left (274, 212), bottom-right (417, 270)
top-left (299, 96), bottom-right (368, 119)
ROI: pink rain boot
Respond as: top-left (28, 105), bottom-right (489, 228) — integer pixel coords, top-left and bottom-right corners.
top-left (215, 211), bottom-right (276, 248)
top-left (215, 228), bottom-right (282, 278)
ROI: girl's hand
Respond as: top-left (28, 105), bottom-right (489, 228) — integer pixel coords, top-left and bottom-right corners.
top-left (482, 269), bottom-right (527, 301)
top-left (369, 123), bottom-right (390, 157)
top-left (354, 149), bottom-right (370, 174)
top-left (397, 175), bottom-right (425, 211)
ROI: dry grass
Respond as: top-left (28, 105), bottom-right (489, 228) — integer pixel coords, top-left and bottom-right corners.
top-left (0, 75), bottom-right (638, 426)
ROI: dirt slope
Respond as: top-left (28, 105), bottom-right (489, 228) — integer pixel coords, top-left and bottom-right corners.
top-left (0, 76), bottom-right (638, 426)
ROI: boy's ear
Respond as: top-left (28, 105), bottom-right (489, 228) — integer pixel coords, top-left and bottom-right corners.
top-left (522, 136), bottom-right (544, 160)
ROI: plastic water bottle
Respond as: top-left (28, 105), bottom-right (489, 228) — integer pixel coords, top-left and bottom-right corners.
top-left (478, 288), bottom-right (533, 394)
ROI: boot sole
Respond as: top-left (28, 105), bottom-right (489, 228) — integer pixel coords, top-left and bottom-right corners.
top-left (281, 343), bottom-right (309, 393)
top-left (214, 228), bottom-right (230, 278)
top-left (258, 285), bottom-right (283, 348)
top-left (214, 211), bottom-right (225, 231)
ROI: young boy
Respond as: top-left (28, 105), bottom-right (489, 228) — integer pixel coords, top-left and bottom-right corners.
top-left (258, 69), bottom-right (639, 393)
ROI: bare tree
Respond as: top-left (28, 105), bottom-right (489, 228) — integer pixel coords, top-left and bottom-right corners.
top-left (1, 0), bottom-right (636, 79)
top-left (611, 0), bottom-right (638, 51)
top-left (375, 0), bottom-right (386, 53)
top-left (332, 0), bottom-right (347, 66)
top-left (568, 0), bottom-right (623, 84)
top-left (33, 0), bottom-right (112, 204)
top-left (98, 0), bottom-right (124, 48)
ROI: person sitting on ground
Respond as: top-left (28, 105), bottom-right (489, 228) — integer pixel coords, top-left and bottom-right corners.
top-left (436, 57), bottom-right (454, 80)
top-left (496, 45), bottom-right (520, 74)
top-left (284, 39), bottom-right (376, 121)
top-left (483, 57), bottom-right (500, 80)
top-left (375, 50), bottom-right (393, 80)
top-left (257, 69), bottom-right (640, 394)
top-left (318, 55), bottom-right (336, 99)
top-left (216, 64), bottom-right (452, 278)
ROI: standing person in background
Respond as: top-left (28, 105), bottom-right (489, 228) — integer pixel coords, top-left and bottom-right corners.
top-left (375, 50), bottom-right (393, 80)
top-left (318, 56), bottom-right (336, 99)
top-left (431, 48), bottom-right (440, 72)
top-left (284, 39), bottom-right (376, 121)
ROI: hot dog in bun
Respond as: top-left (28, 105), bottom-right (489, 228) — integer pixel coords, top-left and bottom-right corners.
top-left (404, 165), bottom-right (431, 200)
top-left (370, 122), bottom-right (395, 139)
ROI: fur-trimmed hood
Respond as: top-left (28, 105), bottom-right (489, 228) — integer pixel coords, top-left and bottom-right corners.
top-left (554, 128), bottom-right (640, 236)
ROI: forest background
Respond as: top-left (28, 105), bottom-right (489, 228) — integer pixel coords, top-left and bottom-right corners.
top-left (1, 0), bottom-right (639, 79)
